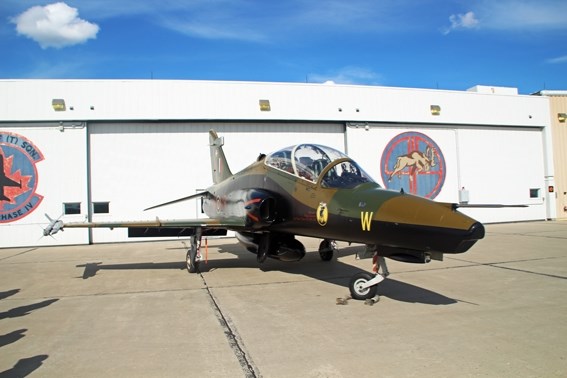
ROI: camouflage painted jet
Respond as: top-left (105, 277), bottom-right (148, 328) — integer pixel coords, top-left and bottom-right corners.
top-left (44, 130), bottom-right (487, 300)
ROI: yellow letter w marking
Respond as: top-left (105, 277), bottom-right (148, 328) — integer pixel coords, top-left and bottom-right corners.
top-left (361, 211), bottom-right (374, 231)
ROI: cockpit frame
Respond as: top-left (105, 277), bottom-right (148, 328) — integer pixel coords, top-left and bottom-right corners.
top-left (264, 143), bottom-right (376, 189)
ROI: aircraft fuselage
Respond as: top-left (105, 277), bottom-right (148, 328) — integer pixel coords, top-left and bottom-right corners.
top-left (202, 158), bottom-right (484, 262)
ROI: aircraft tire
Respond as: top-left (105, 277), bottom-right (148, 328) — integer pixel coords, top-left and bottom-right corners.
top-left (257, 234), bottom-right (270, 263)
top-left (318, 240), bottom-right (335, 261)
top-left (187, 261), bottom-right (199, 273)
top-left (186, 250), bottom-right (199, 273)
top-left (349, 272), bottom-right (378, 300)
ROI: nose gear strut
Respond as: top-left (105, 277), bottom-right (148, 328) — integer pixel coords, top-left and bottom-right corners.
top-left (347, 251), bottom-right (389, 301)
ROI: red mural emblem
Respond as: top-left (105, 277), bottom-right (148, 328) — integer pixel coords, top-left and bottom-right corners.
top-left (380, 132), bottom-right (446, 199)
top-left (0, 132), bottom-right (44, 223)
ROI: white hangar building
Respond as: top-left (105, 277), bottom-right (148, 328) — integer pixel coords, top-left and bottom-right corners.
top-left (0, 80), bottom-right (556, 248)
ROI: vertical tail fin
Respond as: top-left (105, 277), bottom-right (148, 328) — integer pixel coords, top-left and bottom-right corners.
top-left (209, 130), bottom-right (233, 184)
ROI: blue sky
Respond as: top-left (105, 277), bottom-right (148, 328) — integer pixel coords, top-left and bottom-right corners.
top-left (1, 0), bottom-right (566, 94)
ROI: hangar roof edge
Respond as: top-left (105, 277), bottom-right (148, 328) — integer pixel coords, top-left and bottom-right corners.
top-left (0, 79), bottom-right (550, 128)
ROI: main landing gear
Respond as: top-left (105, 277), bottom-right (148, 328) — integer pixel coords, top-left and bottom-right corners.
top-left (186, 228), bottom-right (203, 273)
top-left (318, 239), bottom-right (338, 261)
top-left (257, 233), bottom-right (270, 263)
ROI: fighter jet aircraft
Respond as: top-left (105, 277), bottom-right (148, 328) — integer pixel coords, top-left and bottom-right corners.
top-left (45, 130), bottom-right (488, 300)
top-left (0, 154), bottom-right (22, 202)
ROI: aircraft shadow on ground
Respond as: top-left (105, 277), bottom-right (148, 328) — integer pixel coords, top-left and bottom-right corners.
top-left (75, 243), bottom-right (456, 305)
top-left (0, 329), bottom-right (27, 348)
top-left (378, 279), bottom-right (456, 305)
top-left (0, 299), bottom-right (59, 320)
top-left (77, 261), bottom-right (186, 279)
top-left (0, 291), bottom-right (54, 377)
top-left (0, 289), bottom-right (20, 301)
top-left (0, 354), bottom-right (48, 378)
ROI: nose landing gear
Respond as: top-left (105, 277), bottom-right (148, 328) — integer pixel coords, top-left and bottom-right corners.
top-left (349, 272), bottom-right (383, 300)
top-left (348, 253), bottom-right (389, 301)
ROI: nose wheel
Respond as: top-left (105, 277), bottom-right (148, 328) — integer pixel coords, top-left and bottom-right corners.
top-left (349, 272), bottom-right (384, 300)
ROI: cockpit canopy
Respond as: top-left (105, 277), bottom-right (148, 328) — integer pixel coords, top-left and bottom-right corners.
top-left (265, 144), bottom-right (376, 189)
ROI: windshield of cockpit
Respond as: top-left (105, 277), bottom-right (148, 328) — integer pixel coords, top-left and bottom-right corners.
top-left (264, 144), bottom-right (375, 189)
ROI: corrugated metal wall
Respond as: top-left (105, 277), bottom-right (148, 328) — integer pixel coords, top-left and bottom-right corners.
top-left (456, 127), bottom-right (546, 222)
top-left (0, 123), bottom-right (89, 247)
top-left (346, 125), bottom-right (459, 203)
top-left (87, 122), bottom-right (344, 243)
top-left (0, 80), bottom-right (560, 247)
top-left (346, 124), bottom-right (548, 223)
top-left (0, 118), bottom-right (556, 247)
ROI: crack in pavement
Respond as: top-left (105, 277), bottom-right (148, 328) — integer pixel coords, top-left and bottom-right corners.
top-left (447, 256), bottom-right (567, 280)
top-left (199, 271), bottom-right (259, 378)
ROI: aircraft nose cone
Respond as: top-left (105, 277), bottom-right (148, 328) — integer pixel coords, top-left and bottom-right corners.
top-left (451, 220), bottom-right (485, 253)
top-left (376, 194), bottom-right (485, 254)
top-left (469, 221), bottom-right (485, 240)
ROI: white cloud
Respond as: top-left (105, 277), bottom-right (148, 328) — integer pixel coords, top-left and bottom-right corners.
top-left (478, 0), bottom-right (567, 30)
top-left (158, 16), bottom-right (268, 42)
top-left (546, 55), bottom-right (567, 64)
top-left (308, 66), bottom-right (382, 85)
top-left (154, 0), bottom-right (387, 42)
top-left (442, 1), bottom-right (567, 34)
top-left (2, 0), bottom-right (434, 44)
top-left (6, 0), bottom-right (411, 42)
top-left (12, 2), bottom-right (99, 49)
top-left (444, 11), bottom-right (479, 34)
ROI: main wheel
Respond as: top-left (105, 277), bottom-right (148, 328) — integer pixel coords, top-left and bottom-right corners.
top-left (257, 234), bottom-right (270, 263)
top-left (186, 249), bottom-right (199, 273)
top-left (349, 272), bottom-right (378, 300)
top-left (283, 238), bottom-right (306, 261)
top-left (318, 239), bottom-right (336, 261)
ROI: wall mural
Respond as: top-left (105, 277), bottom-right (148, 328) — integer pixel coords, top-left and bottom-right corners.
top-left (0, 132), bottom-right (44, 223)
top-left (380, 131), bottom-right (445, 199)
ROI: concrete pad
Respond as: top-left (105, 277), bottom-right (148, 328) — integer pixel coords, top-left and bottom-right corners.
top-left (1, 221), bottom-right (566, 377)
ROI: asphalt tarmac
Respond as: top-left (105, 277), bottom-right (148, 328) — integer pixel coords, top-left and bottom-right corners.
top-left (1, 221), bottom-right (566, 377)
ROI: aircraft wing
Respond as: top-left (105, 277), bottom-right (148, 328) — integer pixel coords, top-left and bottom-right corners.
top-left (43, 216), bottom-right (247, 237)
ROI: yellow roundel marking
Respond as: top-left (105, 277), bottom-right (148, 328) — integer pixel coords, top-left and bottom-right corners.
top-left (317, 202), bottom-right (328, 226)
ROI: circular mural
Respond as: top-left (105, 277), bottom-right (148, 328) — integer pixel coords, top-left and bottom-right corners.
top-left (0, 132), bottom-right (44, 223)
top-left (380, 131), bottom-right (445, 199)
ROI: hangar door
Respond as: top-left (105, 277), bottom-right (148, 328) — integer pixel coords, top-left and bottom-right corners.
top-left (0, 123), bottom-right (89, 248)
top-left (87, 122), bottom-right (344, 243)
top-left (346, 125), bottom-right (547, 223)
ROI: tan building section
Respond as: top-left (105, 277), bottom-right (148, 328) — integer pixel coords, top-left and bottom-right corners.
top-left (541, 92), bottom-right (567, 219)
